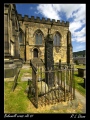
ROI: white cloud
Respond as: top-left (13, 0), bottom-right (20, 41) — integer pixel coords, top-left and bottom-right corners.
top-left (54, 4), bottom-right (80, 19)
top-left (72, 4), bottom-right (86, 22)
top-left (69, 21), bottom-right (83, 34)
top-left (74, 27), bottom-right (86, 37)
top-left (39, 4), bottom-right (85, 20)
top-left (36, 4), bottom-right (86, 44)
top-left (36, 4), bottom-right (60, 20)
top-left (76, 36), bottom-right (86, 43)
top-left (70, 21), bottom-right (86, 43)
top-left (73, 36), bottom-right (85, 42)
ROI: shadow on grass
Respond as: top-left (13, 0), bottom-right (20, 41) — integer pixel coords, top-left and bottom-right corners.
top-left (74, 73), bottom-right (79, 77)
top-left (12, 82), bottom-right (18, 92)
top-left (78, 82), bottom-right (85, 88)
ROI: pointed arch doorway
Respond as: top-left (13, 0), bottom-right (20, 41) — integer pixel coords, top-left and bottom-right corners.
top-left (33, 48), bottom-right (38, 58)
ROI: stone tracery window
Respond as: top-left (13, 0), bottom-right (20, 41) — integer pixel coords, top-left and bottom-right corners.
top-left (35, 31), bottom-right (43, 45)
top-left (53, 32), bottom-right (60, 46)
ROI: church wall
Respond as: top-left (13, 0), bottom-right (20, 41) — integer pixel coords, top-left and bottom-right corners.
top-left (20, 20), bottom-right (69, 63)
top-left (4, 4), bottom-right (73, 64)
top-left (4, 4), bottom-right (20, 59)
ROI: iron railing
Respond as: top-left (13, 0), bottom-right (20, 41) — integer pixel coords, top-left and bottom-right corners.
top-left (28, 60), bottom-right (75, 108)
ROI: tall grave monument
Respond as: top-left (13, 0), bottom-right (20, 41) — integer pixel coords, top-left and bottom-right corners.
top-left (45, 28), bottom-right (54, 87)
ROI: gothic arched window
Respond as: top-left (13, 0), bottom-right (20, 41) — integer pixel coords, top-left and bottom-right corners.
top-left (53, 33), bottom-right (60, 46)
top-left (35, 31), bottom-right (43, 45)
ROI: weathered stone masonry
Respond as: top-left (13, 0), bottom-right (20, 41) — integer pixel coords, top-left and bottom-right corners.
top-left (4, 4), bottom-right (73, 78)
top-left (17, 13), bottom-right (73, 63)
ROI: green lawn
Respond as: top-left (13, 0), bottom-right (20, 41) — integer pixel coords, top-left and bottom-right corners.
top-left (74, 71), bottom-right (86, 96)
top-left (4, 80), bottom-right (83, 113)
top-left (74, 64), bottom-right (86, 96)
top-left (4, 64), bottom-right (86, 113)
top-left (74, 64), bottom-right (86, 69)
top-left (4, 81), bottom-right (29, 113)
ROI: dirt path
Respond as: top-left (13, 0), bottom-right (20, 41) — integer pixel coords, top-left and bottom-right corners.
top-left (75, 89), bottom-right (86, 113)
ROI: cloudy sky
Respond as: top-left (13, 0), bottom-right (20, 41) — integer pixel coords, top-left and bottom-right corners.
top-left (16, 4), bottom-right (86, 52)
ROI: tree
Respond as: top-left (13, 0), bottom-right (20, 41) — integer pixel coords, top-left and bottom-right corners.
top-left (74, 60), bottom-right (79, 65)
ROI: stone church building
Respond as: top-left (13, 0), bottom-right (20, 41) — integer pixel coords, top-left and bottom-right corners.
top-left (4, 4), bottom-right (73, 77)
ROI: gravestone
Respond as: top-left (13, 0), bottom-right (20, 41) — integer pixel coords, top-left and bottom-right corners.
top-left (45, 28), bottom-right (54, 87)
top-left (77, 68), bottom-right (86, 77)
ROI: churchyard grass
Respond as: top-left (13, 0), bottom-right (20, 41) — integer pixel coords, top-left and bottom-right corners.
top-left (55, 64), bottom-right (86, 96)
top-left (74, 64), bottom-right (86, 96)
top-left (4, 81), bottom-right (29, 113)
top-left (4, 64), bottom-right (86, 113)
top-left (74, 64), bottom-right (85, 69)
top-left (4, 80), bottom-right (83, 113)
top-left (74, 71), bottom-right (86, 96)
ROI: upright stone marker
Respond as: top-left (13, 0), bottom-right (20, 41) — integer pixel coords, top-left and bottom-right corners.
top-left (45, 28), bottom-right (54, 87)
